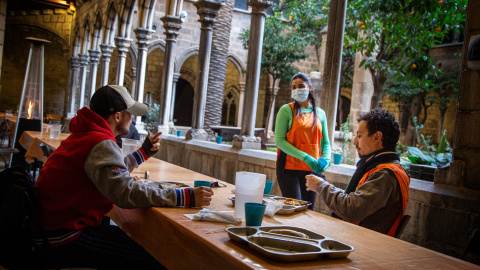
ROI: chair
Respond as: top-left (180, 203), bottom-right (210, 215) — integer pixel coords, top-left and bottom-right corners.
top-left (462, 229), bottom-right (480, 259)
top-left (46, 114), bottom-right (63, 124)
top-left (1, 116), bottom-right (10, 147)
top-left (394, 215), bottom-right (411, 239)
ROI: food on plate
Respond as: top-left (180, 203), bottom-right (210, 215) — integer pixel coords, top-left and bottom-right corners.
top-left (279, 198), bottom-right (304, 206)
top-left (268, 229), bottom-right (309, 239)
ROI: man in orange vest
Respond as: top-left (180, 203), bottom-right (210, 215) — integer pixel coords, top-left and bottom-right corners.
top-left (306, 109), bottom-right (410, 236)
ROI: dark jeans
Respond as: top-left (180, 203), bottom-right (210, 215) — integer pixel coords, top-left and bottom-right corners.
top-left (276, 152), bottom-right (325, 210)
top-left (38, 220), bottom-right (166, 270)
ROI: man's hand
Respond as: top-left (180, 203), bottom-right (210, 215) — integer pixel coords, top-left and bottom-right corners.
top-left (305, 174), bottom-right (323, 192)
top-left (141, 131), bottom-right (162, 158)
top-left (194, 186), bottom-right (214, 207)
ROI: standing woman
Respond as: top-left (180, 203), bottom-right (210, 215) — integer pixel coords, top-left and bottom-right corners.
top-left (275, 72), bottom-right (331, 209)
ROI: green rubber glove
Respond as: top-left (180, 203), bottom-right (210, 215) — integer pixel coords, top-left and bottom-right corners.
top-left (303, 155), bottom-right (321, 173)
top-left (317, 157), bottom-right (331, 174)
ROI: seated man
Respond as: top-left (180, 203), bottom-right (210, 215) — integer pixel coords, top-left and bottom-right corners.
top-left (115, 117), bottom-right (140, 148)
top-left (306, 109), bottom-right (410, 236)
top-left (34, 85), bottom-right (213, 269)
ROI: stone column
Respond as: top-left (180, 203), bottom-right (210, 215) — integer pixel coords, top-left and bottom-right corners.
top-left (133, 28), bottom-right (154, 129)
top-left (169, 72), bottom-right (181, 126)
top-left (436, 0), bottom-right (480, 190)
top-left (67, 56), bottom-right (80, 119)
top-left (87, 49), bottom-right (101, 97)
top-left (115, 37), bottom-right (132, 86)
top-left (185, 0), bottom-right (223, 140)
top-left (100, 44), bottom-right (115, 86)
top-left (265, 75), bottom-right (279, 144)
top-left (310, 71), bottom-right (322, 108)
top-left (236, 81), bottom-right (245, 127)
top-left (131, 67), bottom-right (137, 98)
top-left (321, 0), bottom-right (347, 145)
top-left (233, 0), bottom-right (271, 149)
top-left (158, 15), bottom-right (183, 135)
top-left (77, 53), bottom-right (89, 109)
top-left (349, 51), bottom-right (374, 162)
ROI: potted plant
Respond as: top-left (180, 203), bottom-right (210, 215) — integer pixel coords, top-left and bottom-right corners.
top-left (332, 148), bottom-right (343, 165)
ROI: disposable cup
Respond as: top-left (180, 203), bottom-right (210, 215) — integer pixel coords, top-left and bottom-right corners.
top-left (50, 124), bottom-right (61, 139)
top-left (245, 202), bottom-right (266, 226)
top-left (194, 180), bottom-right (211, 187)
top-left (122, 138), bottom-right (141, 157)
top-left (177, 130), bottom-right (182, 137)
top-left (263, 180), bottom-right (273, 195)
top-left (216, 136), bottom-right (223, 144)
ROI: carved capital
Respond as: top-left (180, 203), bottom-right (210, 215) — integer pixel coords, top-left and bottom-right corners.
top-left (115, 37), bottom-right (132, 53)
top-left (194, 0), bottom-right (223, 23)
top-left (70, 56), bottom-right (80, 69)
top-left (134, 28), bottom-right (154, 50)
top-left (161, 15), bottom-right (183, 40)
top-left (78, 53), bottom-right (89, 66)
top-left (233, 134), bottom-right (262, 143)
top-left (100, 44), bottom-right (115, 58)
top-left (247, 0), bottom-right (272, 13)
top-left (88, 49), bottom-right (101, 63)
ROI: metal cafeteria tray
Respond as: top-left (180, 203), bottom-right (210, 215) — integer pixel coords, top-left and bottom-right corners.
top-left (228, 196), bottom-right (310, 213)
top-left (271, 196), bottom-right (312, 211)
top-left (226, 226), bottom-right (354, 262)
top-left (228, 196), bottom-right (296, 215)
top-left (135, 179), bottom-right (190, 189)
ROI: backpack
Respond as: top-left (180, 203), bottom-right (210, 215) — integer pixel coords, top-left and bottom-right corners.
top-left (0, 166), bottom-right (44, 269)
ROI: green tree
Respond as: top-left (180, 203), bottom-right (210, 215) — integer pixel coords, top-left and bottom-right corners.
top-left (240, 10), bottom-right (311, 141)
top-left (427, 67), bottom-right (460, 142)
top-left (277, 0), bottom-right (330, 66)
top-left (345, 0), bottom-right (467, 109)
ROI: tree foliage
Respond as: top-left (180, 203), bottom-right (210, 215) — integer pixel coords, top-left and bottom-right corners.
top-left (345, 0), bottom-right (467, 107)
top-left (239, 10), bottom-right (310, 82)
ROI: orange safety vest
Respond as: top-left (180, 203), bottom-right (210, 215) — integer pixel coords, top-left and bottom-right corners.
top-left (354, 163), bottom-right (410, 237)
top-left (278, 103), bottom-right (323, 171)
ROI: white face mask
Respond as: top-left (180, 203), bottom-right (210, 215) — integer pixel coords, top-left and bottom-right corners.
top-left (291, 88), bottom-right (309, 102)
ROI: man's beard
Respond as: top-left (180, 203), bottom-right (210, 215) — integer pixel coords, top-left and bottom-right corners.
top-left (117, 125), bottom-right (129, 136)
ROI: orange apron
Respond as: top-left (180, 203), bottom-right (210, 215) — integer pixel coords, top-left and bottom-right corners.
top-left (355, 163), bottom-right (410, 237)
top-left (277, 103), bottom-right (323, 171)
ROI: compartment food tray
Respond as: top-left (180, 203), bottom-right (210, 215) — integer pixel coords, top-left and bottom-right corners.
top-left (135, 179), bottom-right (190, 189)
top-left (228, 196), bottom-right (310, 214)
top-left (226, 226), bottom-right (354, 262)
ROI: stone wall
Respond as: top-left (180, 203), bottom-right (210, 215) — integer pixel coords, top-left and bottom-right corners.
top-left (0, 6), bottom-right (73, 113)
top-left (155, 136), bottom-right (480, 265)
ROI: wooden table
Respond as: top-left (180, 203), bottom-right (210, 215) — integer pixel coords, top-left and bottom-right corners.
top-left (18, 130), bottom-right (69, 163)
top-left (109, 158), bottom-right (480, 270)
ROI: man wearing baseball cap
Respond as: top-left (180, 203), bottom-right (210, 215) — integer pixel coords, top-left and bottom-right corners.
top-left (34, 85), bottom-right (213, 269)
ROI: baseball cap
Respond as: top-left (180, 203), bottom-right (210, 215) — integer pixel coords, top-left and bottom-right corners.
top-left (90, 85), bottom-right (148, 117)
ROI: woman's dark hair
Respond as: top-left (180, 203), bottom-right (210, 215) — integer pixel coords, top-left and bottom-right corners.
top-left (357, 109), bottom-right (400, 150)
top-left (290, 72), bottom-right (317, 128)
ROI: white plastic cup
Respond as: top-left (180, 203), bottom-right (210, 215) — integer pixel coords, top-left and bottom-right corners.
top-left (234, 171), bottom-right (266, 220)
top-left (121, 138), bottom-right (141, 157)
top-left (50, 124), bottom-right (61, 138)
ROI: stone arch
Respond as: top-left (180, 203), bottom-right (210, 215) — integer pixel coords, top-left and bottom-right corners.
top-left (71, 29), bottom-right (81, 56)
top-left (227, 54), bottom-right (246, 82)
top-left (137, 0), bottom-right (156, 29)
top-left (118, 0), bottom-right (136, 38)
top-left (175, 47), bottom-right (198, 73)
top-left (178, 69), bottom-right (196, 93)
top-left (148, 40), bottom-right (166, 54)
top-left (91, 11), bottom-right (103, 50)
top-left (103, 1), bottom-right (118, 45)
top-left (222, 84), bottom-right (240, 126)
top-left (129, 43), bottom-right (138, 68)
top-left (8, 24), bottom-right (69, 53)
top-left (81, 17), bottom-right (91, 53)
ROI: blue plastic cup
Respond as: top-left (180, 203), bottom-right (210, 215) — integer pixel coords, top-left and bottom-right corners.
top-left (245, 202), bottom-right (266, 226)
top-left (263, 180), bottom-right (273, 195)
top-left (194, 180), bottom-right (211, 187)
top-left (333, 153), bottom-right (342, 165)
top-left (176, 130), bottom-right (182, 137)
top-left (216, 136), bottom-right (223, 144)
